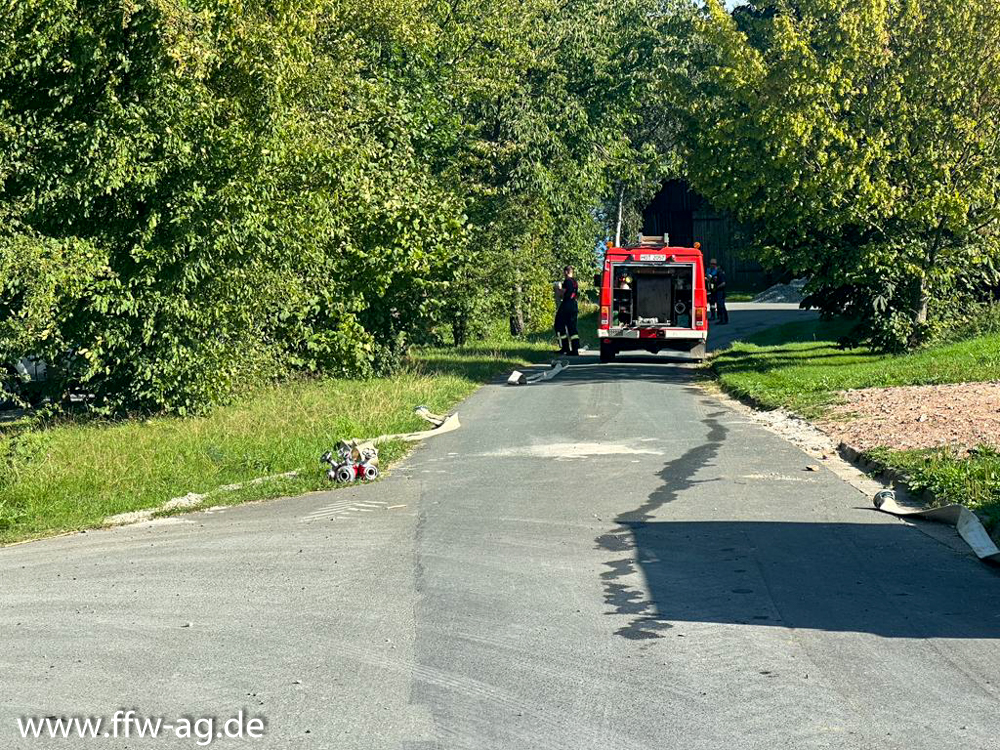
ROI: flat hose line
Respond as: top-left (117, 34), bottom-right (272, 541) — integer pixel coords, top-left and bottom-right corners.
top-left (507, 360), bottom-right (568, 386)
top-left (874, 490), bottom-right (1000, 564)
top-left (103, 407), bottom-right (461, 527)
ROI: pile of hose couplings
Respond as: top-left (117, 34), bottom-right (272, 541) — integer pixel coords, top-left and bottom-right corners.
top-left (320, 440), bottom-right (380, 484)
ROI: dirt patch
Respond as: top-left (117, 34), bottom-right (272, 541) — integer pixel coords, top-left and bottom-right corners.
top-left (823, 381), bottom-right (1000, 452)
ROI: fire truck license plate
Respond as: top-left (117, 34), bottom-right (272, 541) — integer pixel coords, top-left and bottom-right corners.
top-left (639, 253), bottom-right (666, 262)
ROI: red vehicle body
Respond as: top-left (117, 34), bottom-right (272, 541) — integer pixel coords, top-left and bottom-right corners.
top-left (596, 238), bottom-right (708, 363)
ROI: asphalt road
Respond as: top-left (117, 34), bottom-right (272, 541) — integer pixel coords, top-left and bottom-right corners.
top-left (4, 303), bottom-right (1000, 749)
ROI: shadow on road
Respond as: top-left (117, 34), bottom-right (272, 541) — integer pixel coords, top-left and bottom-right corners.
top-left (596, 406), bottom-right (1000, 641)
top-left (596, 408), bottom-right (729, 639)
top-left (602, 518), bottom-right (1000, 640)
top-left (546, 354), bottom-right (704, 388)
top-left (526, 303), bottom-right (820, 388)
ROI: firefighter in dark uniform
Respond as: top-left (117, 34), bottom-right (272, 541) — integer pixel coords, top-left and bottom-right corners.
top-left (711, 258), bottom-right (729, 325)
top-left (555, 265), bottom-right (580, 356)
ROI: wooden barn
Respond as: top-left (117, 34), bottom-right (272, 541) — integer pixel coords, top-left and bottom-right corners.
top-left (641, 180), bottom-right (772, 290)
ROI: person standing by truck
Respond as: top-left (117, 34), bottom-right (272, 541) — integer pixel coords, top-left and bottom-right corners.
top-left (555, 265), bottom-right (580, 355)
top-left (706, 262), bottom-right (719, 320)
top-left (710, 258), bottom-right (729, 325)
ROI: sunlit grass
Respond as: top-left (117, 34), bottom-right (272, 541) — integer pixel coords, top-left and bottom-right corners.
top-left (712, 319), bottom-right (1000, 417)
top-left (0, 314), bottom-right (596, 545)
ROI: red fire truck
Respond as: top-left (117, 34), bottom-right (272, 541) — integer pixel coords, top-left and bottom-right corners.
top-left (595, 237), bottom-right (708, 363)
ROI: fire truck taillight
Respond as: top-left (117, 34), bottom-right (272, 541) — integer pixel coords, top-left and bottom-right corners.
top-left (695, 306), bottom-right (706, 326)
top-left (600, 305), bottom-right (610, 325)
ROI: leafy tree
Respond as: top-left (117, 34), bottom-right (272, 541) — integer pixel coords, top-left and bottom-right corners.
top-left (0, 0), bottom-right (336, 411)
top-left (0, 0), bottom-right (695, 412)
top-left (294, 0), bottom-right (472, 364)
top-left (681, 0), bottom-right (1000, 349)
top-left (0, 0), bottom-right (468, 410)
top-left (424, 0), bottom-right (604, 341)
top-left (596, 0), bottom-right (692, 247)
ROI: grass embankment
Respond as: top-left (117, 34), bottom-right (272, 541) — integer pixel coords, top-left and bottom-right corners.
top-left (713, 319), bottom-right (1000, 417)
top-left (712, 319), bottom-right (1000, 520)
top-left (0, 315), bottom-right (595, 545)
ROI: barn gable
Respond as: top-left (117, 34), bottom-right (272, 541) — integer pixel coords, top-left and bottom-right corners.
top-left (641, 179), bottom-right (773, 289)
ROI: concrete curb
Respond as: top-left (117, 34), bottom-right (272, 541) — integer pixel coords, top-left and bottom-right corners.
top-left (836, 443), bottom-right (937, 503)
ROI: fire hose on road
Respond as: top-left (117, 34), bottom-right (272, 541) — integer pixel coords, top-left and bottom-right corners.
top-left (104, 407), bottom-right (462, 525)
top-left (507, 360), bottom-right (568, 386)
top-left (873, 489), bottom-right (1000, 564)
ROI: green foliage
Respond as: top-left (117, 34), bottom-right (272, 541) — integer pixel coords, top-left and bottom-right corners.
top-left (432, 0), bottom-right (685, 340)
top-left (1, 0), bottom-right (342, 412)
top-left (0, 0), bottom-right (682, 411)
top-left (9, 0), bottom-right (1000, 412)
top-left (682, 0), bottom-right (1000, 350)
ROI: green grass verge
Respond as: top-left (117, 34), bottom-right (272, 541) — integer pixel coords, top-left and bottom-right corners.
top-left (711, 317), bottom-right (1000, 520)
top-left (712, 319), bottom-right (1000, 418)
top-left (863, 446), bottom-right (1000, 527)
top-left (0, 314), bottom-right (596, 545)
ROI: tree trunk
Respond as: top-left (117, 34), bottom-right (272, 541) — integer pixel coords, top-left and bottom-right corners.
top-left (912, 277), bottom-right (930, 325)
top-left (914, 222), bottom-right (945, 327)
top-left (452, 315), bottom-right (468, 347)
top-left (908, 225), bottom-right (943, 345)
top-left (614, 185), bottom-right (625, 247)
top-left (509, 282), bottom-right (525, 337)
top-left (906, 274), bottom-right (930, 348)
